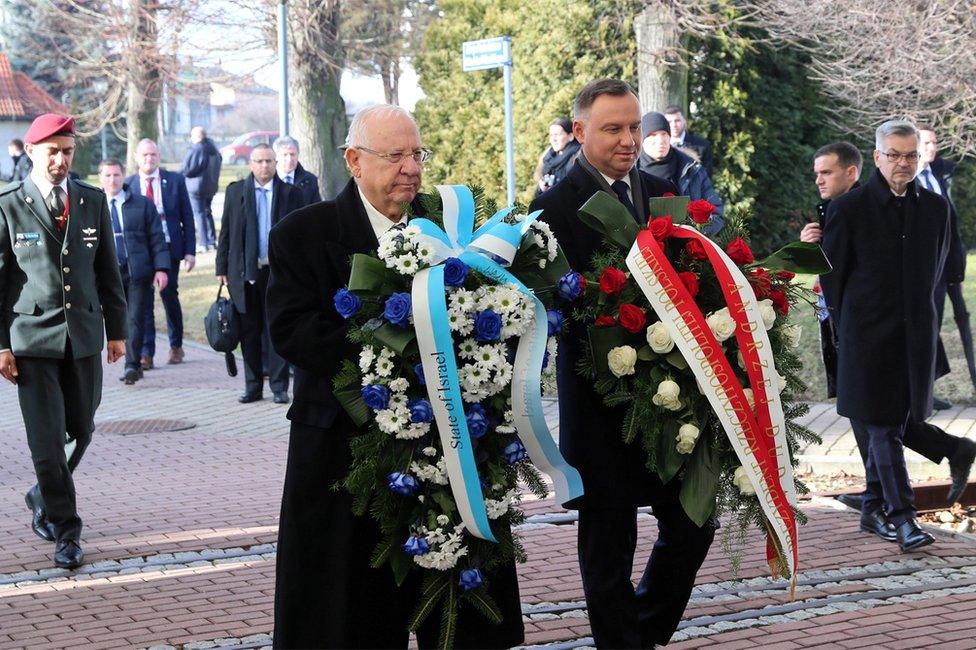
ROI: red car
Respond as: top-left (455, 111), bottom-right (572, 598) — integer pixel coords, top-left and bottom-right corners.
top-left (220, 131), bottom-right (279, 165)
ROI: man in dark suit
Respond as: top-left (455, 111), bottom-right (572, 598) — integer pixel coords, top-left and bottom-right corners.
top-left (266, 105), bottom-right (524, 649)
top-left (821, 120), bottom-right (951, 552)
top-left (127, 138), bottom-right (196, 369)
top-left (99, 159), bottom-right (170, 385)
top-left (530, 79), bottom-right (715, 649)
top-left (663, 104), bottom-right (714, 175)
top-left (216, 143), bottom-right (301, 405)
top-left (4, 138), bottom-right (31, 182)
top-left (273, 136), bottom-right (322, 207)
top-left (181, 126), bottom-right (221, 251)
top-left (0, 114), bottom-right (127, 569)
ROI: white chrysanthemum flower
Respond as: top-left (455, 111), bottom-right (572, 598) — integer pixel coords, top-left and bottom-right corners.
top-left (496, 425), bottom-right (516, 434)
top-left (410, 457), bottom-right (449, 485)
top-left (449, 289), bottom-right (476, 313)
top-left (375, 356), bottom-right (395, 377)
top-left (473, 344), bottom-right (503, 370)
top-left (493, 362), bottom-right (513, 387)
top-left (415, 242), bottom-right (435, 264)
top-left (393, 254), bottom-right (420, 275)
top-left (457, 339), bottom-right (479, 360)
top-left (375, 408), bottom-right (407, 434)
top-left (460, 363), bottom-right (488, 388)
top-left (396, 423), bottom-right (429, 440)
top-left (448, 311), bottom-right (474, 335)
top-left (436, 514), bottom-right (450, 526)
top-left (423, 446), bottom-right (438, 457)
top-left (389, 392), bottom-right (408, 409)
top-left (389, 377), bottom-right (409, 393)
top-left (361, 373), bottom-right (377, 387)
top-left (412, 525), bottom-right (468, 570)
top-left (403, 224), bottom-right (421, 238)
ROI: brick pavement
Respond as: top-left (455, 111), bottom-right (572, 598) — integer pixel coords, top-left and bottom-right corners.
top-left (2, 341), bottom-right (976, 649)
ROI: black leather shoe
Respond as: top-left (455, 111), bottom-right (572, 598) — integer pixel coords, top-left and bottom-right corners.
top-left (53, 540), bottom-right (84, 569)
top-left (273, 391), bottom-right (289, 404)
top-left (933, 396), bottom-right (953, 410)
top-left (238, 392), bottom-right (263, 404)
top-left (121, 368), bottom-right (140, 385)
top-left (948, 437), bottom-right (976, 504)
top-left (25, 491), bottom-right (55, 542)
top-left (897, 519), bottom-right (935, 552)
top-left (837, 493), bottom-right (864, 512)
top-left (860, 509), bottom-right (898, 542)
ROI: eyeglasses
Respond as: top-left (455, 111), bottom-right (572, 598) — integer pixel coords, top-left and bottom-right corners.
top-left (879, 150), bottom-right (920, 164)
top-left (355, 146), bottom-right (433, 165)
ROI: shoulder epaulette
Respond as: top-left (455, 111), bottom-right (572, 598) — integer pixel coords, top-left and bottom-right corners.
top-left (0, 181), bottom-right (23, 196)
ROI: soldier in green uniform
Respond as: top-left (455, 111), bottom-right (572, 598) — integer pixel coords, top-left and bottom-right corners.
top-left (0, 114), bottom-right (127, 569)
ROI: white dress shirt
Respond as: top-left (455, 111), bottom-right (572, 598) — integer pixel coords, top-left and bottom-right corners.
top-left (31, 174), bottom-right (69, 209)
top-left (139, 171), bottom-right (170, 242)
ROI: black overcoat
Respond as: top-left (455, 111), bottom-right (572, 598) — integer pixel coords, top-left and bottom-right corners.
top-left (290, 163), bottom-right (323, 207)
top-left (820, 169), bottom-right (950, 425)
top-left (265, 178), bottom-right (524, 649)
top-left (529, 159), bottom-right (678, 508)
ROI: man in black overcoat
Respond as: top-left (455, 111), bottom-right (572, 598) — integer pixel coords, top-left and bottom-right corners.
top-left (215, 143), bottom-right (302, 404)
top-left (821, 120), bottom-right (950, 552)
top-left (266, 105), bottom-right (524, 649)
top-left (530, 79), bottom-right (715, 649)
top-left (273, 135), bottom-right (322, 207)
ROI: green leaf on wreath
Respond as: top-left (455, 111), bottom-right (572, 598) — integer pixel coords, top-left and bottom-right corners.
top-left (373, 323), bottom-right (418, 356)
top-left (390, 543), bottom-right (413, 586)
top-left (679, 429), bottom-right (721, 526)
top-left (578, 191), bottom-right (640, 251)
top-left (334, 387), bottom-right (370, 427)
top-left (409, 572), bottom-right (451, 631)
top-left (666, 350), bottom-right (689, 369)
top-left (656, 419), bottom-right (686, 484)
top-left (348, 253), bottom-right (399, 294)
top-left (432, 490), bottom-right (459, 515)
top-left (637, 345), bottom-right (656, 362)
top-left (463, 588), bottom-right (503, 624)
top-left (647, 195), bottom-right (691, 222)
top-left (370, 531), bottom-right (398, 569)
top-left (438, 579), bottom-right (459, 650)
top-left (754, 241), bottom-right (832, 275)
top-left (622, 402), bottom-right (640, 444)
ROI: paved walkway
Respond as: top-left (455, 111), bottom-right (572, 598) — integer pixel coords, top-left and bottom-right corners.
top-left (1, 343), bottom-right (975, 649)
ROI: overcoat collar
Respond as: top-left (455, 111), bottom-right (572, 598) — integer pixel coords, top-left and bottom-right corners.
top-left (867, 168), bottom-right (920, 206)
top-left (334, 177), bottom-right (426, 253)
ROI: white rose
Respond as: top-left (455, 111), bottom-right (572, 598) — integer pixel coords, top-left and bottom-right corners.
top-left (706, 308), bottom-right (736, 342)
top-left (607, 345), bottom-right (638, 378)
top-left (780, 324), bottom-right (802, 349)
top-left (645, 322), bottom-right (675, 354)
top-left (733, 466), bottom-right (757, 495)
top-left (652, 379), bottom-right (682, 411)
top-left (675, 423), bottom-right (700, 454)
top-left (758, 299), bottom-right (777, 330)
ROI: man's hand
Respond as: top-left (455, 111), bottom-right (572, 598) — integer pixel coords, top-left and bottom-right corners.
top-left (183, 254), bottom-right (196, 272)
top-left (106, 340), bottom-right (125, 364)
top-left (800, 222), bottom-right (822, 244)
top-left (0, 350), bottom-right (18, 385)
top-left (217, 275), bottom-right (228, 286)
top-left (153, 271), bottom-right (169, 291)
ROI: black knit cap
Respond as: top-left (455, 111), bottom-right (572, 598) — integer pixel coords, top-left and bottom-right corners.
top-left (641, 111), bottom-right (670, 139)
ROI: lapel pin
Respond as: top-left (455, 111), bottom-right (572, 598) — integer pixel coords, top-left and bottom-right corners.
top-left (25, 196), bottom-right (32, 204)
top-left (80, 197), bottom-right (84, 205)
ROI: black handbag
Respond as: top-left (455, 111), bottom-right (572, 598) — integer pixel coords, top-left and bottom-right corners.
top-left (204, 284), bottom-right (240, 353)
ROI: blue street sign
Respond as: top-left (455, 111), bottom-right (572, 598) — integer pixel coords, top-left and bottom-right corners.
top-left (462, 36), bottom-right (512, 72)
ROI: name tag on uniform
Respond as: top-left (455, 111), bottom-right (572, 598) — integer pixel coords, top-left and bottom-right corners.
top-left (14, 232), bottom-right (41, 248)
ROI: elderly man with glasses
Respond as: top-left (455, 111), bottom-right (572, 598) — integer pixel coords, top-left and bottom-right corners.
top-left (266, 105), bottom-right (524, 649)
top-left (821, 120), bottom-right (952, 552)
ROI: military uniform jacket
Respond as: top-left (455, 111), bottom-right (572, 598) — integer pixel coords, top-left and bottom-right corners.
top-left (0, 177), bottom-right (127, 358)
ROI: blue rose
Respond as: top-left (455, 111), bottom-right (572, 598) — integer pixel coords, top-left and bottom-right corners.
top-left (546, 309), bottom-right (563, 336)
top-left (542, 350), bottom-right (550, 370)
top-left (474, 309), bottom-right (502, 342)
top-left (403, 534), bottom-right (430, 556)
top-left (504, 439), bottom-right (528, 465)
top-left (361, 384), bottom-right (390, 411)
top-left (408, 398), bottom-right (434, 423)
top-left (466, 404), bottom-right (490, 439)
top-left (333, 288), bottom-right (362, 319)
top-left (443, 257), bottom-right (469, 287)
top-left (556, 271), bottom-right (585, 301)
top-left (414, 362), bottom-right (427, 386)
top-left (459, 568), bottom-right (484, 591)
top-left (383, 292), bottom-right (412, 328)
top-left (387, 472), bottom-right (419, 496)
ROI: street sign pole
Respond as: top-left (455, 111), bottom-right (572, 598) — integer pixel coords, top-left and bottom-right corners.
top-left (278, 0), bottom-right (290, 137)
top-left (462, 36), bottom-right (515, 206)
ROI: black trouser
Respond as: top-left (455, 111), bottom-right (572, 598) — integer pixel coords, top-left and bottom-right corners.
top-left (142, 253), bottom-right (184, 357)
top-left (239, 265), bottom-right (288, 395)
top-left (577, 488), bottom-right (716, 648)
top-left (120, 267), bottom-right (152, 373)
top-left (189, 193), bottom-right (215, 248)
top-left (17, 341), bottom-right (101, 542)
top-left (850, 417), bottom-right (916, 526)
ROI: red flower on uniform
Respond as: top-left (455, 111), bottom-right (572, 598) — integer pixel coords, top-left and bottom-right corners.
top-left (685, 239), bottom-right (708, 261)
top-left (777, 270), bottom-right (796, 281)
top-left (648, 215), bottom-right (675, 241)
top-left (663, 192), bottom-right (676, 197)
top-left (679, 271), bottom-right (700, 297)
top-left (770, 289), bottom-right (789, 315)
top-left (687, 199), bottom-right (716, 225)
top-left (749, 268), bottom-right (772, 299)
top-left (599, 267), bottom-right (628, 295)
top-left (595, 315), bottom-right (617, 327)
top-left (726, 237), bottom-right (755, 265)
top-left (617, 304), bottom-right (646, 333)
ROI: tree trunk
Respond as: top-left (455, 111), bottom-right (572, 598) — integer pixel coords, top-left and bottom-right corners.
top-left (289, 1), bottom-right (349, 198)
top-left (125, 0), bottom-right (160, 171)
top-left (634, 1), bottom-right (687, 114)
top-left (382, 57), bottom-right (400, 106)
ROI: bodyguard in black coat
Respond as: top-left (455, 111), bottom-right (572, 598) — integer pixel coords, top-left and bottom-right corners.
top-left (821, 122), bottom-right (950, 551)
top-left (273, 136), bottom-right (323, 208)
top-left (530, 79), bottom-right (715, 649)
top-left (266, 107), bottom-right (523, 649)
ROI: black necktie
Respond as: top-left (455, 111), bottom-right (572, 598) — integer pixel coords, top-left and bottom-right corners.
top-left (50, 186), bottom-right (66, 230)
top-left (610, 180), bottom-right (639, 222)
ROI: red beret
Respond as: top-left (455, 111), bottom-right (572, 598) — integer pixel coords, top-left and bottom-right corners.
top-left (24, 113), bottom-right (76, 145)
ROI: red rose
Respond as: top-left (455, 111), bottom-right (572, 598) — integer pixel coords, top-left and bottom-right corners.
top-left (812, 279), bottom-right (822, 295)
top-left (777, 270), bottom-right (796, 281)
top-left (578, 274), bottom-right (588, 293)
top-left (617, 303), bottom-right (646, 333)
top-left (678, 271), bottom-right (699, 297)
top-left (726, 237), bottom-right (755, 265)
top-left (595, 314), bottom-right (617, 327)
top-left (685, 239), bottom-right (708, 261)
top-left (687, 199), bottom-right (716, 225)
top-left (770, 289), bottom-right (789, 315)
top-left (663, 192), bottom-right (676, 197)
top-left (599, 267), bottom-right (628, 295)
top-left (749, 268), bottom-right (771, 299)
top-left (648, 215), bottom-right (674, 241)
